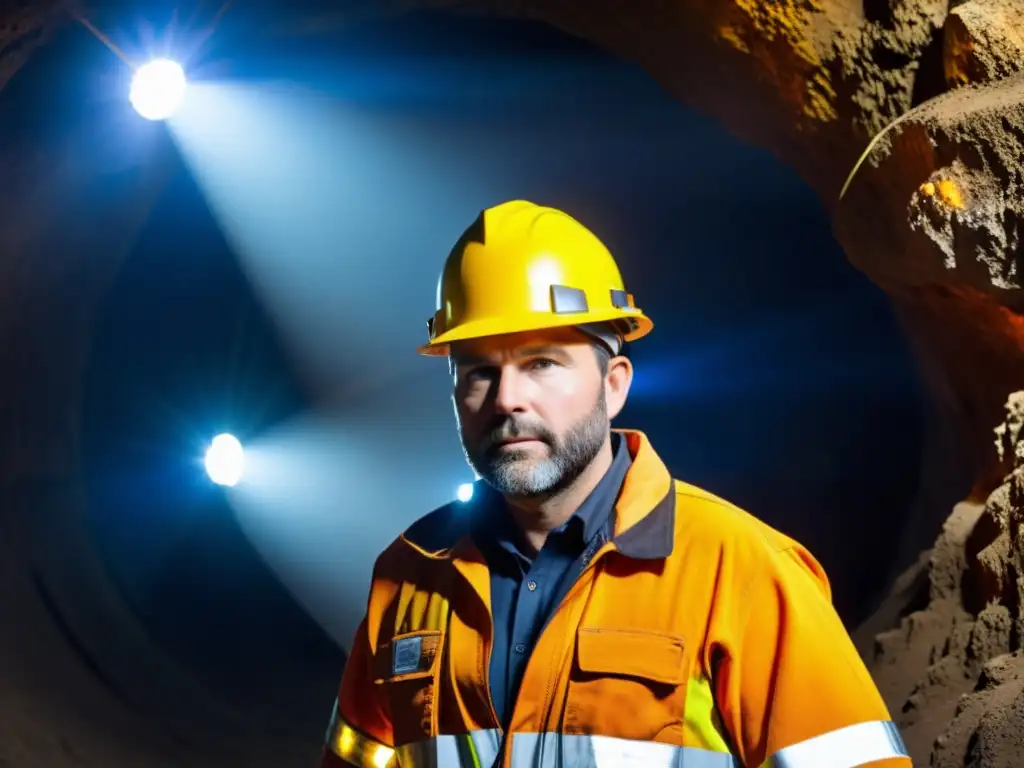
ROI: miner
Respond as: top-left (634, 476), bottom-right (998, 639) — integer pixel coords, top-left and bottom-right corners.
top-left (320, 200), bottom-right (910, 768)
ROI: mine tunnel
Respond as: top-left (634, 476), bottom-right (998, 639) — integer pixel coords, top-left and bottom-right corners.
top-left (4, 1), bottom-right (1021, 766)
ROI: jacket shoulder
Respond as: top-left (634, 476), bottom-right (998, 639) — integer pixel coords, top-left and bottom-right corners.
top-left (672, 478), bottom-right (806, 555)
top-left (402, 501), bottom-right (473, 553)
top-left (670, 479), bottom-right (832, 601)
top-left (372, 500), bottom-right (472, 574)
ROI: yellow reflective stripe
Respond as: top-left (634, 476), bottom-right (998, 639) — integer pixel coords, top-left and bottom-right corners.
top-left (325, 701), bottom-right (396, 768)
top-left (767, 720), bottom-right (910, 768)
top-left (510, 732), bottom-right (740, 767)
top-left (685, 673), bottom-right (735, 755)
top-left (395, 730), bottom-right (502, 768)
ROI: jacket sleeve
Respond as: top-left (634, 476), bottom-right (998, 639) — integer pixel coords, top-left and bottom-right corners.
top-left (320, 615), bottom-right (396, 768)
top-left (715, 544), bottom-right (912, 768)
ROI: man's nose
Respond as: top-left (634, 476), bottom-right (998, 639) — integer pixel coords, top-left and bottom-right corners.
top-left (491, 366), bottom-right (529, 414)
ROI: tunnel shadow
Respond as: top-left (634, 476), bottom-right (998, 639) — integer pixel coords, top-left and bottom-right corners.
top-left (79, 142), bottom-right (343, 731)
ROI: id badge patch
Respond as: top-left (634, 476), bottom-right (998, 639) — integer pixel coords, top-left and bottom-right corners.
top-left (392, 635), bottom-right (424, 676)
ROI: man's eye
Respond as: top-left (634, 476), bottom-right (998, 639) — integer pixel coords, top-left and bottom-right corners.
top-left (463, 367), bottom-right (495, 382)
top-left (530, 358), bottom-right (558, 371)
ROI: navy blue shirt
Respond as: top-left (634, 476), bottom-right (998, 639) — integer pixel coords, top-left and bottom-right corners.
top-left (472, 434), bottom-right (632, 727)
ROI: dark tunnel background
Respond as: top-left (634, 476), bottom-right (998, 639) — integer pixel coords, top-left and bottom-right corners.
top-left (81, 153), bottom-right (343, 713)
top-left (38, 7), bottom-right (927, 721)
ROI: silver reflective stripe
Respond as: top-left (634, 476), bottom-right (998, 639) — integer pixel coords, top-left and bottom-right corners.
top-left (511, 732), bottom-right (739, 767)
top-left (396, 729), bottom-right (502, 768)
top-left (768, 720), bottom-right (910, 768)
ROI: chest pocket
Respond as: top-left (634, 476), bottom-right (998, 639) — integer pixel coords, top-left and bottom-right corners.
top-left (375, 629), bottom-right (444, 747)
top-left (565, 627), bottom-right (688, 743)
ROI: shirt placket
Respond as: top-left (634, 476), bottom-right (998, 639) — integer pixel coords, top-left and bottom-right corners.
top-left (503, 549), bottom-right (545, 723)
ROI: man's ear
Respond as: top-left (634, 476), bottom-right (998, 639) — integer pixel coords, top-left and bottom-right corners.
top-left (605, 355), bottom-right (633, 420)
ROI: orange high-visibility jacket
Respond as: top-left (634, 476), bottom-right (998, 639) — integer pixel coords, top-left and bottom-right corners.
top-left (321, 430), bottom-right (910, 768)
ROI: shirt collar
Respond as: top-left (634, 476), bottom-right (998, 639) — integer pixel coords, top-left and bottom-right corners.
top-left (574, 432), bottom-right (631, 544)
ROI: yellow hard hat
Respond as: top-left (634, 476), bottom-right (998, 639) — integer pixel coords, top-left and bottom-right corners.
top-left (417, 200), bottom-right (653, 356)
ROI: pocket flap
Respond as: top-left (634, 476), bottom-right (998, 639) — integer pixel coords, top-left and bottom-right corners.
top-left (576, 628), bottom-right (686, 685)
top-left (374, 629), bottom-right (444, 683)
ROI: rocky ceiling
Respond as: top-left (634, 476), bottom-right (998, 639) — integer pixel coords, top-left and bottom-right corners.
top-left (2, 0), bottom-right (1024, 766)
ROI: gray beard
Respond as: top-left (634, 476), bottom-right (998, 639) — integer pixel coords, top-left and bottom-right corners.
top-left (461, 390), bottom-right (609, 498)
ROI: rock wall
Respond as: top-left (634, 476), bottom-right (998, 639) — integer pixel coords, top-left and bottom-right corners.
top-left (864, 393), bottom-right (1024, 765)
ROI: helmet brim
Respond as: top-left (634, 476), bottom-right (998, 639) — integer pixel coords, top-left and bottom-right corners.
top-left (416, 309), bottom-right (653, 357)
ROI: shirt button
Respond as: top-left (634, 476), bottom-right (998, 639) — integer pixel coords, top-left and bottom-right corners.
top-left (514, 644), bottom-right (527, 653)
top-left (527, 580), bottom-right (537, 591)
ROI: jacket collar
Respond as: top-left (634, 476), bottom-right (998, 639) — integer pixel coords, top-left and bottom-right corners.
top-left (609, 430), bottom-right (674, 559)
top-left (401, 429), bottom-right (675, 562)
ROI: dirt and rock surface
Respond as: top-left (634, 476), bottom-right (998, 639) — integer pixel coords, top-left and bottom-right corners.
top-left (857, 395), bottom-right (1024, 765)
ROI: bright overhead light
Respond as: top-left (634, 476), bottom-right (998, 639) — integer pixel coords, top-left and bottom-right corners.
top-left (130, 58), bottom-right (187, 121)
top-left (205, 433), bottom-right (244, 487)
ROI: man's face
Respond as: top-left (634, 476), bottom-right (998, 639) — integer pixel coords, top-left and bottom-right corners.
top-left (450, 326), bottom-right (628, 497)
